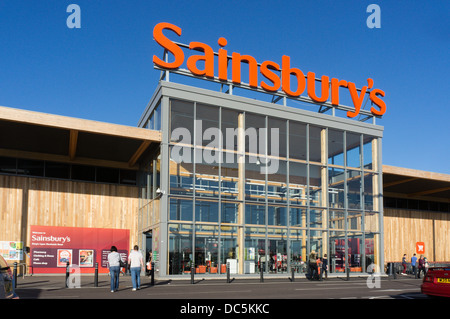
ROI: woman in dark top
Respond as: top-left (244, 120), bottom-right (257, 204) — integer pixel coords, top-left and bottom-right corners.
top-left (322, 254), bottom-right (328, 279)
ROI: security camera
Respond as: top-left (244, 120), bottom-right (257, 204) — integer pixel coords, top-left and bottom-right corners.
top-left (155, 188), bottom-right (164, 197)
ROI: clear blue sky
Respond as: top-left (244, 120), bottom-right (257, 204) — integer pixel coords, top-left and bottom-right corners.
top-left (0, 1), bottom-right (449, 174)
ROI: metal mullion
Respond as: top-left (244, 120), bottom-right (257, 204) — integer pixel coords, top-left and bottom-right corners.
top-left (343, 131), bottom-right (349, 270)
top-left (306, 123), bottom-right (311, 256)
top-left (324, 127), bottom-right (330, 264)
top-left (360, 133), bottom-right (366, 272)
top-left (218, 106), bottom-right (222, 271)
top-left (264, 115), bottom-right (269, 273)
top-left (192, 102), bottom-right (197, 266)
top-left (286, 120), bottom-right (291, 271)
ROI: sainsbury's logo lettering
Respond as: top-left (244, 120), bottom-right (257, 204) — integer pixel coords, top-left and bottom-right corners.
top-left (153, 22), bottom-right (387, 118)
top-left (31, 235), bottom-right (71, 244)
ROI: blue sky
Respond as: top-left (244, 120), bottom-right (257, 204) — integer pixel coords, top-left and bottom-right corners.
top-left (0, 1), bottom-right (449, 174)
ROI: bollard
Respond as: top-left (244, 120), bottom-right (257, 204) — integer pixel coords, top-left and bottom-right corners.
top-left (94, 262), bottom-right (98, 287)
top-left (346, 267), bottom-right (350, 281)
top-left (226, 262), bottom-right (230, 283)
top-left (65, 262), bottom-right (70, 288)
top-left (151, 262), bottom-right (155, 286)
top-left (191, 265), bottom-right (195, 284)
top-left (13, 262), bottom-right (17, 289)
top-left (260, 262), bottom-right (264, 283)
top-left (291, 268), bottom-right (295, 282)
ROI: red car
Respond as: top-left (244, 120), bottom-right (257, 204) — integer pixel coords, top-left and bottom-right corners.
top-left (421, 266), bottom-right (450, 298)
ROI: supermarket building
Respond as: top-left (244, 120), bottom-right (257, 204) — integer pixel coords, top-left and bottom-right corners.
top-left (0, 23), bottom-right (449, 276)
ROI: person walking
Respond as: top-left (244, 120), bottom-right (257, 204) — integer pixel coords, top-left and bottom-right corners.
top-left (417, 255), bottom-right (425, 279)
top-left (128, 245), bottom-right (144, 291)
top-left (308, 251), bottom-right (318, 280)
top-left (424, 257), bottom-right (429, 275)
top-left (108, 246), bottom-right (122, 292)
top-left (401, 254), bottom-right (407, 275)
top-left (316, 256), bottom-right (323, 281)
top-left (322, 254), bottom-right (328, 279)
top-left (411, 253), bottom-right (417, 278)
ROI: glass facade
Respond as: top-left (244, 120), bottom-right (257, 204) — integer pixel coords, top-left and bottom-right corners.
top-left (139, 85), bottom-right (383, 277)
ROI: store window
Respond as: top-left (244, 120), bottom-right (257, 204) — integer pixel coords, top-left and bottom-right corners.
top-left (347, 234), bottom-right (363, 271)
top-left (169, 146), bottom-right (194, 196)
top-left (245, 113), bottom-right (266, 155)
top-left (195, 156), bottom-right (220, 198)
top-left (288, 161), bottom-right (307, 206)
top-left (289, 229), bottom-right (307, 273)
top-left (170, 99), bottom-right (194, 144)
top-left (268, 228), bottom-right (287, 273)
top-left (148, 103), bottom-right (161, 131)
top-left (309, 209), bottom-right (324, 229)
top-left (245, 203), bottom-right (265, 225)
top-left (329, 210), bottom-right (345, 230)
top-left (328, 129), bottom-right (344, 166)
top-left (268, 117), bottom-right (287, 158)
top-left (363, 135), bottom-right (374, 170)
top-left (244, 227), bottom-right (265, 273)
top-left (309, 164), bottom-right (323, 207)
top-left (220, 226), bottom-right (238, 273)
top-left (168, 223), bottom-right (193, 275)
top-left (364, 173), bottom-right (375, 211)
top-left (195, 225), bottom-right (219, 274)
top-left (309, 230), bottom-right (324, 258)
top-left (169, 197), bottom-right (193, 221)
top-left (329, 231), bottom-right (346, 273)
top-left (268, 205), bottom-right (287, 226)
top-left (221, 201), bottom-right (238, 224)
top-left (347, 211), bottom-right (362, 231)
top-left (196, 103), bottom-right (220, 148)
top-left (289, 206), bottom-right (306, 227)
top-left (195, 199), bottom-right (218, 223)
top-left (289, 121), bottom-right (307, 161)
top-left (328, 167), bottom-right (345, 208)
top-left (364, 233), bottom-right (376, 268)
top-left (245, 155), bottom-right (266, 202)
top-left (221, 108), bottom-right (240, 151)
top-left (309, 125), bottom-right (323, 163)
top-left (346, 132), bottom-right (361, 168)
top-left (347, 169), bottom-right (362, 209)
top-left (220, 152), bottom-right (239, 199)
top-left (267, 160), bottom-right (287, 204)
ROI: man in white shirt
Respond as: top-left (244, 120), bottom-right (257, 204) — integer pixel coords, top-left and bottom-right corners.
top-left (108, 246), bottom-right (121, 292)
top-left (128, 245), bottom-right (144, 291)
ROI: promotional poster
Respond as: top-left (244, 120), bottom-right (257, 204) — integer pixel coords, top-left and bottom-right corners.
top-left (30, 225), bottom-right (129, 274)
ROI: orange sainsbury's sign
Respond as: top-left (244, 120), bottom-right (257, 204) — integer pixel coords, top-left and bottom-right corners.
top-left (153, 22), bottom-right (386, 119)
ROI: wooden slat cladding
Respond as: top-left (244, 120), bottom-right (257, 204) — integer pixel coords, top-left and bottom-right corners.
top-left (384, 208), bottom-right (450, 262)
top-left (0, 175), bottom-right (139, 249)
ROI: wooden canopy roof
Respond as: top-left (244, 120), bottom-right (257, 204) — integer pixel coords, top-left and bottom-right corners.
top-left (0, 106), bottom-right (161, 170)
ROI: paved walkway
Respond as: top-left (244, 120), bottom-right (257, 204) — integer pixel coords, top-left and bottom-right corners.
top-left (13, 272), bottom-right (429, 300)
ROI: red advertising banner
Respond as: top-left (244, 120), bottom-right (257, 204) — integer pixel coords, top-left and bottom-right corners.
top-left (30, 225), bottom-right (129, 274)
